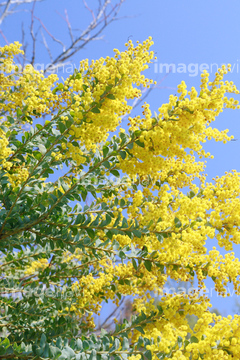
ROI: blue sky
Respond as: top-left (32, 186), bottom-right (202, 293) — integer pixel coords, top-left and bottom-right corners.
top-left (1, 0), bottom-right (240, 318)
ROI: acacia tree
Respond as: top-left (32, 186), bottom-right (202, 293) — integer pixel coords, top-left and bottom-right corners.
top-left (1, 39), bottom-right (240, 359)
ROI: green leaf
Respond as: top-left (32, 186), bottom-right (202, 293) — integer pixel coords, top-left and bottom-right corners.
top-left (119, 250), bottom-right (126, 260)
top-left (75, 214), bottom-right (83, 225)
top-left (106, 94), bottom-right (115, 100)
top-left (135, 140), bottom-right (145, 148)
top-left (132, 229), bottom-right (142, 238)
top-left (83, 340), bottom-right (89, 350)
top-left (100, 214), bottom-right (112, 227)
top-left (144, 350), bottom-right (152, 360)
top-left (144, 260), bottom-right (152, 272)
top-left (49, 345), bottom-right (62, 359)
top-left (86, 228), bottom-right (95, 239)
top-left (177, 336), bottom-right (183, 349)
top-left (156, 233), bottom-right (163, 243)
top-left (52, 83), bottom-right (64, 94)
top-left (119, 150), bottom-right (126, 160)
top-left (110, 170), bottom-right (120, 177)
top-left (121, 337), bottom-right (129, 350)
top-left (102, 146), bottom-right (109, 157)
top-left (40, 333), bottom-right (46, 349)
top-left (89, 349), bottom-right (97, 360)
top-left (1, 338), bottom-right (10, 347)
top-left (59, 346), bottom-right (75, 360)
top-left (52, 128), bottom-right (61, 136)
top-left (0, 347), bottom-right (6, 356)
top-left (135, 326), bottom-right (145, 335)
top-left (121, 217), bottom-right (128, 228)
top-left (56, 337), bottom-right (62, 348)
top-left (17, 108), bottom-right (22, 117)
top-left (43, 343), bottom-right (50, 358)
top-left (174, 217), bottom-right (182, 228)
top-left (36, 124), bottom-right (43, 130)
top-left (127, 142), bottom-right (134, 150)
top-left (7, 116), bottom-right (15, 124)
top-left (33, 151), bottom-right (42, 160)
top-left (190, 336), bottom-right (199, 344)
top-left (189, 190), bottom-right (195, 198)
top-left (102, 161), bottom-right (111, 169)
top-left (106, 230), bottom-right (113, 239)
top-left (76, 339), bottom-right (82, 351)
top-left (38, 144), bottom-right (47, 154)
top-left (132, 258), bottom-right (138, 271)
top-left (91, 106), bottom-right (101, 113)
top-left (58, 122), bottom-right (66, 134)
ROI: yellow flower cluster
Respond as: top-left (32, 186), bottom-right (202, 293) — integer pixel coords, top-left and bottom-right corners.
top-left (60, 37), bottom-right (155, 158)
top-left (118, 66), bottom-right (237, 182)
top-left (0, 129), bottom-right (12, 164)
top-left (71, 263), bottom-right (114, 315)
top-left (0, 44), bottom-right (59, 120)
top-left (0, 128), bottom-right (29, 186)
top-left (7, 166), bottom-right (29, 187)
top-left (0, 42), bottom-right (23, 73)
top-left (24, 258), bottom-right (49, 276)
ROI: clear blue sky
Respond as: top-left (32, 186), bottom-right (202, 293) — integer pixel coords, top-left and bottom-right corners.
top-left (1, 0), bottom-right (240, 318)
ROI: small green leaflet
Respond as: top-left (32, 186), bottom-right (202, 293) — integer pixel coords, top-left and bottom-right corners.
top-left (174, 217), bottom-right (182, 228)
top-left (119, 150), bottom-right (126, 160)
top-left (132, 258), bottom-right (138, 271)
top-left (106, 94), bottom-right (115, 100)
top-left (91, 107), bottom-right (101, 113)
top-left (144, 260), bottom-right (152, 272)
top-left (38, 144), bottom-right (47, 154)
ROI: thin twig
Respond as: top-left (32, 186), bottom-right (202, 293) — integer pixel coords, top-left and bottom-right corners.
top-left (0, 0), bottom-right (43, 5)
top-left (44, 0), bottom-right (126, 72)
top-left (0, 0), bottom-right (11, 25)
top-left (30, 0), bottom-right (36, 65)
top-left (34, 14), bottom-right (65, 49)
top-left (99, 298), bottom-right (125, 329)
top-left (40, 27), bottom-right (52, 63)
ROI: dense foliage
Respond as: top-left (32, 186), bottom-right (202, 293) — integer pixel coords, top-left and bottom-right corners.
top-left (1, 39), bottom-right (240, 359)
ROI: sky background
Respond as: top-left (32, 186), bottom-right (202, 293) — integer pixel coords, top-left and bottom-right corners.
top-left (1, 0), bottom-right (240, 318)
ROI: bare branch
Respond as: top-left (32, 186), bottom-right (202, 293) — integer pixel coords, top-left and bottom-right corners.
top-left (0, 0), bottom-right (11, 25)
top-left (56, 9), bottom-right (74, 44)
top-left (83, 0), bottom-right (96, 23)
top-left (44, 0), bottom-right (126, 73)
top-left (0, 28), bottom-right (8, 44)
top-left (30, 0), bottom-right (36, 65)
top-left (64, 9), bottom-right (74, 43)
top-left (40, 28), bottom-right (52, 63)
top-left (21, 21), bottom-right (28, 67)
top-left (0, 0), bottom-right (127, 76)
top-left (34, 14), bottom-right (65, 50)
top-left (0, 0), bottom-right (43, 5)
top-left (98, 298), bottom-right (125, 331)
top-left (0, 0), bottom-right (44, 24)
